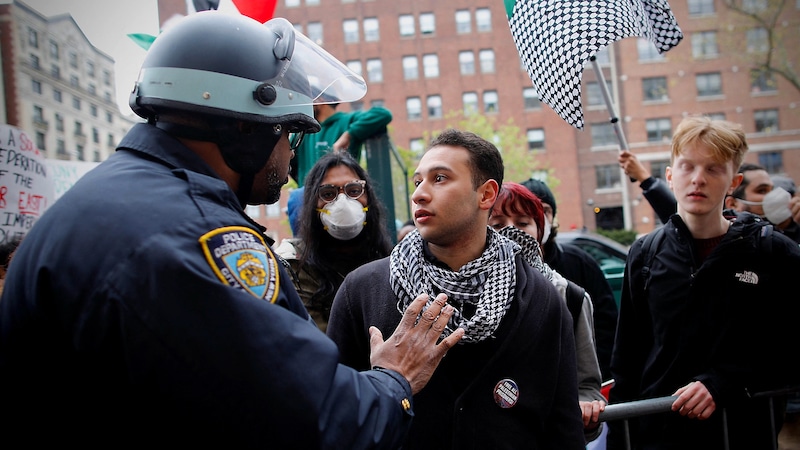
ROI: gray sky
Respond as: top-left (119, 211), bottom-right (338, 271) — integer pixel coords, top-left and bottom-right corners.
top-left (12, 0), bottom-right (161, 116)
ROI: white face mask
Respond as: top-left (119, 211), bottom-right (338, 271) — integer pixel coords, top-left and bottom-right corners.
top-left (318, 193), bottom-right (367, 241)
top-left (541, 217), bottom-right (553, 244)
top-left (762, 187), bottom-right (792, 224)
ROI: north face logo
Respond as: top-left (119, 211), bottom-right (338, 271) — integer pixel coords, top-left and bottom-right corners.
top-left (735, 271), bottom-right (759, 285)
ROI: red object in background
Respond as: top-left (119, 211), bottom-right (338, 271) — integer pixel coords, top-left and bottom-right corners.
top-left (601, 379), bottom-right (615, 401)
top-left (232, 0), bottom-right (277, 23)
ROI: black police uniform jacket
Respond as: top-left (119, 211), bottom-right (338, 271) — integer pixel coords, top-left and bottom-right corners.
top-left (328, 254), bottom-right (586, 450)
top-left (609, 213), bottom-right (800, 450)
top-left (0, 123), bottom-right (415, 449)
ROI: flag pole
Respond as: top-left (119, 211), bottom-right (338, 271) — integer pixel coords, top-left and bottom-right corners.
top-left (590, 55), bottom-right (632, 230)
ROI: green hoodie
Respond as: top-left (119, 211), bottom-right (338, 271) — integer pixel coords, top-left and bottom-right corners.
top-left (294, 107), bottom-right (392, 186)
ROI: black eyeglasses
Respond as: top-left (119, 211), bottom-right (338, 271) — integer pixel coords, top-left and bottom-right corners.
top-left (289, 130), bottom-right (305, 152)
top-left (318, 180), bottom-right (366, 203)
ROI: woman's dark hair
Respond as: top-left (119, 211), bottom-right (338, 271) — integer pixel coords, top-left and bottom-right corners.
top-left (297, 152), bottom-right (393, 310)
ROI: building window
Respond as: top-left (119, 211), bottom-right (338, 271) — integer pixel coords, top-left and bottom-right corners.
top-left (33, 105), bottom-right (44, 123)
top-left (462, 92), bottom-right (478, 114)
top-left (479, 49), bottom-right (495, 73)
top-left (594, 47), bottom-right (610, 65)
top-left (688, 0), bottom-right (715, 15)
top-left (28, 27), bottom-right (38, 48)
top-left (86, 60), bottom-right (95, 77)
top-left (455, 10), bottom-right (471, 33)
top-left (103, 70), bottom-right (111, 86)
top-left (399, 14), bottom-right (415, 37)
top-left (88, 83), bottom-right (96, 95)
top-left (106, 111), bottom-right (113, 123)
top-left (483, 90), bottom-right (499, 113)
top-left (406, 97), bottom-right (422, 120)
top-left (422, 54), bottom-right (439, 78)
top-left (758, 151), bottom-right (783, 173)
top-left (743, 0), bottom-right (768, 13)
top-left (49, 40), bottom-right (59, 60)
top-left (70, 75), bottom-right (79, 88)
top-left (57, 139), bottom-right (66, 156)
top-left (343, 19), bottom-right (359, 43)
top-left (402, 55), bottom-right (418, 80)
top-left (307, 22), bottom-right (323, 45)
top-left (366, 59), bottom-right (383, 83)
top-left (410, 138), bottom-right (425, 158)
top-left (419, 13), bottom-right (435, 35)
top-left (55, 113), bottom-right (64, 131)
top-left (306, 0), bottom-right (320, 5)
top-left (523, 88), bottom-right (541, 109)
top-left (93, 127), bottom-right (99, 144)
top-left (527, 128), bottom-right (545, 151)
top-left (707, 112), bottom-right (726, 121)
top-left (107, 133), bottom-right (115, 146)
top-left (90, 104), bottom-right (98, 117)
top-left (346, 60), bottom-right (362, 77)
top-left (51, 65), bottom-right (60, 79)
top-left (76, 144), bottom-right (84, 161)
top-left (637, 38), bottom-right (664, 62)
top-left (285, 0), bottom-right (300, 7)
top-left (104, 92), bottom-right (112, 102)
top-left (476, 8), bottom-right (492, 32)
top-left (370, 99), bottom-right (385, 108)
top-left (53, 89), bottom-right (62, 103)
top-left (696, 72), bottom-right (722, 97)
top-left (746, 27), bottom-right (768, 53)
top-left (596, 164), bottom-right (622, 189)
top-left (754, 109), bottom-right (779, 133)
top-left (363, 17), bottom-right (379, 42)
top-left (350, 101), bottom-right (364, 112)
top-left (586, 81), bottom-right (611, 107)
top-left (72, 96), bottom-right (81, 110)
top-left (36, 132), bottom-right (46, 151)
top-left (590, 122), bottom-right (617, 147)
top-left (751, 69), bottom-right (777, 93)
top-left (642, 76), bottom-right (668, 101)
top-left (69, 52), bottom-right (78, 69)
top-left (459, 51), bottom-right (475, 75)
top-left (692, 31), bottom-right (718, 58)
top-left (31, 79), bottom-right (41, 94)
top-left (30, 54), bottom-right (40, 69)
top-left (427, 95), bottom-right (442, 119)
top-left (651, 160), bottom-right (669, 180)
top-left (646, 118), bottom-right (672, 142)
top-left (74, 121), bottom-right (84, 136)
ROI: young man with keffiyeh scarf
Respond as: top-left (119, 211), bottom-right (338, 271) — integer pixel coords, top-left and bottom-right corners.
top-left (327, 129), bottom-right (585, 449)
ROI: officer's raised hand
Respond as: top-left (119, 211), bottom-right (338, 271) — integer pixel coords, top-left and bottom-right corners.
top-left (368, 293), bottom-right (463, 394)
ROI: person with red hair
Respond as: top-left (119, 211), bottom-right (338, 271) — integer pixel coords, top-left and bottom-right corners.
top-left (491, 181), bottom-right (607, 445)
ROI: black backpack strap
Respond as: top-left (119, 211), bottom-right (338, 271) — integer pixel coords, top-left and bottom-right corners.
top-left (565, 280), bottom-right (585, 331)
top-left (640, 226), bottom-right (666, 292)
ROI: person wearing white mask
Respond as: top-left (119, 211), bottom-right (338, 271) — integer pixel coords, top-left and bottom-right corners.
top-left (274, 152), bottom-right (393, 332)
top-left (724, 164), bottom-right (800, 244)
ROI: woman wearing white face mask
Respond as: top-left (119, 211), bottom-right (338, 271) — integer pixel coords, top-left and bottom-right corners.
top-left (274, 152), bottom-right (393, 332)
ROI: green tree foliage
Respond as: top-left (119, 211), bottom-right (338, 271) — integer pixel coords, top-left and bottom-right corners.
top-left (722, 0), bottom-right (799, 94)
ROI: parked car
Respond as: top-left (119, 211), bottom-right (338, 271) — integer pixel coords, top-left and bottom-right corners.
top-left (555, 230), bottom-right (630, 307)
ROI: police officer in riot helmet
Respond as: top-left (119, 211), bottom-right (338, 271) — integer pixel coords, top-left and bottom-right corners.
top-left (0, 11), bottom-right (462, 448)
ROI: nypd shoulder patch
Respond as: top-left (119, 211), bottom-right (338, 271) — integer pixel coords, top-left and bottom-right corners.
top-left (199, 226), bottom-right (279, 303)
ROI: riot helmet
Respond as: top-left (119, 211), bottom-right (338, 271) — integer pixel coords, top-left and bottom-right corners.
top-left (129, 11), bottom-right (366, 176)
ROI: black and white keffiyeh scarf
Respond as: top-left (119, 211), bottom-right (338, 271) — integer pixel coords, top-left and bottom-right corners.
top-left (389, 227), bottom-right (520, 343)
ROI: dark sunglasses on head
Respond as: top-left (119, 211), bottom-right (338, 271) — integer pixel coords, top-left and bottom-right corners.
top-left (318, 180), bottom-right (366, 203)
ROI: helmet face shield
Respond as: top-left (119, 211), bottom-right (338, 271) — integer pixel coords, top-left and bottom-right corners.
top-left (288, 30), bottom-right (367, 105)
top-left (129, 12), bottom-right (366, 133)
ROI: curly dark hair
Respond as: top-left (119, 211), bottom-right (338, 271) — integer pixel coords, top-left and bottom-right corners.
top-left (297, 152), bottom-right (393, 313)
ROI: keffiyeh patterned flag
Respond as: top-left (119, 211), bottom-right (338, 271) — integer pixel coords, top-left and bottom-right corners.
top-left (506, 0), bottom-right (683, 129)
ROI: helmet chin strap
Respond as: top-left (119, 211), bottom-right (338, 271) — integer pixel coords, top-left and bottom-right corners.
top-left (236, 173), bottom-right (254, 209)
